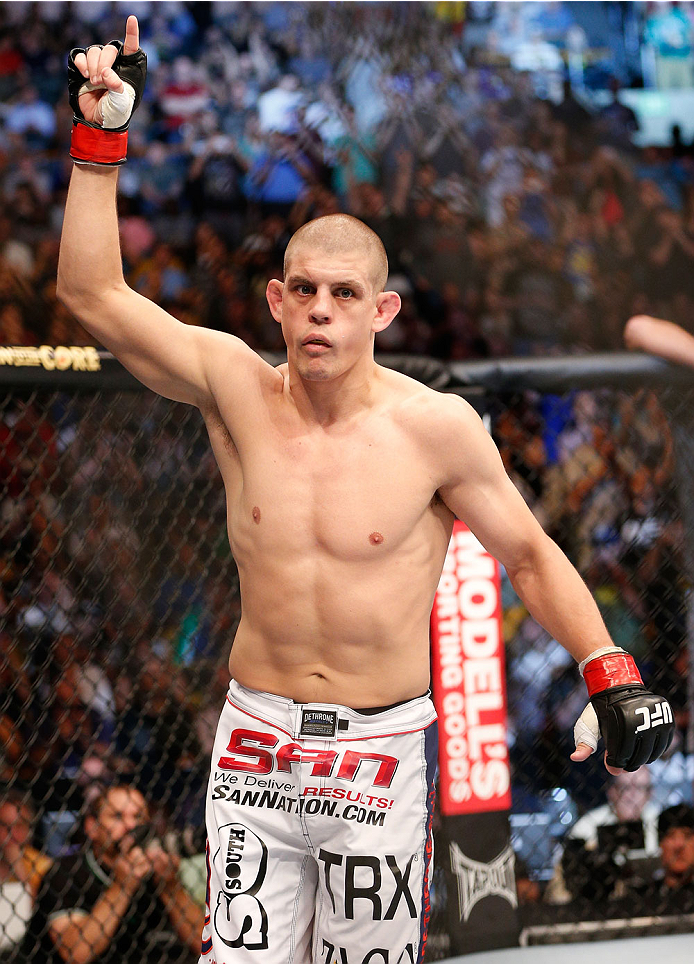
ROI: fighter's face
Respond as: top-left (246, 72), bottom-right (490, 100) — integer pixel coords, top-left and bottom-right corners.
top-left (267, 246), bottom-right (392, 382)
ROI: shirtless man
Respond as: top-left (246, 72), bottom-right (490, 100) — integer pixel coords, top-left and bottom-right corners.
top-left (58, 18), bottom-right (674, 963)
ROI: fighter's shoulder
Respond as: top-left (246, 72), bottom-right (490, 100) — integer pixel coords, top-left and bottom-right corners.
top-left (383, 369), bottom-right (482, 439)
top-left (202, 330), bottom-right (284, 399)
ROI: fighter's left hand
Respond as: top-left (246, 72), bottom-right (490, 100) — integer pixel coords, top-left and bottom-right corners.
top-left (571, 648), bottom-right (674, 773)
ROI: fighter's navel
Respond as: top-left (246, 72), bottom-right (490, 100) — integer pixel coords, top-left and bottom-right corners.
top-left (252, 506), bottom-right (261, 524)
top-left (369, 531), bottom-right (384, 546)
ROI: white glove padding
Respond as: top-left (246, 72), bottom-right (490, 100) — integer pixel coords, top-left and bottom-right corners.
top-left (574, 702), bottom-right (600, 753)
top-left (79, 80), bottom-right (136, 129)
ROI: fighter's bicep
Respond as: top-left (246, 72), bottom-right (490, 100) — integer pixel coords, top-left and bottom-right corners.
top-left (434, 401), bottom-right (546, 569)
top-left (86, 286), bottom-right (267, 408)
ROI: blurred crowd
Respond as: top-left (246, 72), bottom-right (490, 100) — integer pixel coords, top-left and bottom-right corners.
top-left (502, 386), bottom-right (688, 784)
top-left (500, 386), bottom-right (694, 917)
top-left (2, 2), bottom-right (694, 360)
top-left (0, 390), bottom-right (232, 961)
top-left (2, 1), bottom-right (694, 956)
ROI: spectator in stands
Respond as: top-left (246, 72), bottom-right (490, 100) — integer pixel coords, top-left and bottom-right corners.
top-left (0, 30), bottom-right (25, 101)
top-left (642, 206), bottom-right (694, 310)
top-left (551, 78), bottom-right (594, 154)
top-left (22, 783), bottom-right (201, 964)
top-left (595, 77), bottom-right (639, 152)
top-left (159, 56), bottom-right (210, 141)
top-left (514, 855), bottom-right (541, 907)
top-left (0, 215), bottom-right (34, 280)
top-left (644, 1), bottom-right (694, 89)
top-left (571, 767), bottom-right (659, 851)
top-left (111, 650), bottom-right (206, 825)
top-left (480, 126), bottom-right (528, 228)
top-left (0, 304), bottom-right (33, 346)
top-left (656, 805), bottom-right (694, 887)
top-left (4, 85), bottom-right (56, 150)
top-left (545, 767), bottom-right (660, 904)
top-left (257, 74), bottom-right (304, 134)
top-left (135, 141), bottom-right (188, 218)
top-left (634, 146), bottom-right (689, 214)
top-left (131, 240), bottom-right (190, 305)
top-left (624, 804), bottom-right (694, 913)
top-left (244, 130), bottom-right (317, 213)
top-left (185, 125), bottom-right (249, 247)
top-left (0, 789), bottom-right (51, 961)
top-left (500, 238), bottom-right (573, 353)
top-left (494, 396), bottom-right (547, 506)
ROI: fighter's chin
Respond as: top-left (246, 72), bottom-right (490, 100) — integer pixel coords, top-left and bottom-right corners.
top-left (296, 360), bottom-right (335, 381)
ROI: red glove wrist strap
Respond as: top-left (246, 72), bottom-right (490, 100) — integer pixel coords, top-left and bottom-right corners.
top-left (70, 121), bottom-right (128, 165)
top-left (584, 652), bottom-right (643, 697)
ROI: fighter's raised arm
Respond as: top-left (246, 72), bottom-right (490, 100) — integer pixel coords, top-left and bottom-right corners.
top-left (57, 16), bottom-right (264, 408)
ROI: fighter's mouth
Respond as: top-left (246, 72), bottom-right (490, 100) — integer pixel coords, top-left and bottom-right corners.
top-left (302, 335), bottom-right (331, 347)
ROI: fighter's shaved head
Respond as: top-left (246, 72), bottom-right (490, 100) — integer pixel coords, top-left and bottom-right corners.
top-left (284, 215), bottom-right (389, 294)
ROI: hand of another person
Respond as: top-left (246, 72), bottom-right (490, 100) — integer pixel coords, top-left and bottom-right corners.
top-left (146, 841), bottom-right (181, 885)
top-left (112, 841), bottom-right (153, 891)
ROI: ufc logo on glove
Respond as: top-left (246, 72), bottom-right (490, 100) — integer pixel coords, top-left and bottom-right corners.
top-left (635, 701), bottom-right (674, 732)
top-left (574, 647), bottom-right (675, 771)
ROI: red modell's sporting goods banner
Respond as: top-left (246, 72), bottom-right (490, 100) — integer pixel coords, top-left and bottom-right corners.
top-left (431, 520), bottom-right (511, 816)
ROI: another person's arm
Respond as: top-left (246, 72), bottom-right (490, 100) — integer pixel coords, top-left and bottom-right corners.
top-left (48, 849), bottom-right (150, 964)
top-left (149, 847), bottom-right (203, 953)
top-left (624, 314), bottom-right (694, 369)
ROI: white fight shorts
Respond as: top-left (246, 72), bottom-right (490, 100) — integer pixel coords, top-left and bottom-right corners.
top-left (200, 680), bottom-right (439, 964)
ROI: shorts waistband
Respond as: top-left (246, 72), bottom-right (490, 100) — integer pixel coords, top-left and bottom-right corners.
top-left (226, 679), bottom-right (437, 741)
top-left (353, 693), bottom-right (429, 715)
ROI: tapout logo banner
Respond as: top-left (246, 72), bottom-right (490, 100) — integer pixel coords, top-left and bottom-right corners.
top-left (430, 521), bottom-right (511, 816)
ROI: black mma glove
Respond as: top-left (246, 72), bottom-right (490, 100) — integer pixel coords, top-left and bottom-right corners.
top-left (68, 40), bottom-right (146, 166)
top-left (574, 646), bottom-right (674, 771)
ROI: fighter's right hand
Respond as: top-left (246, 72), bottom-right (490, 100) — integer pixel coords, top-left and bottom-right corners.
top-left (68, 15), bottom-right (146, 166)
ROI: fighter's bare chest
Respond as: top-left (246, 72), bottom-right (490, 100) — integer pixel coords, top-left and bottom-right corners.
top-left (214, 415), bottom-right (438, 556)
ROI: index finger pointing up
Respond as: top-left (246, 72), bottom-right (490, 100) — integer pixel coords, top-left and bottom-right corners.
top-left (123, 14), bottom-right (139, 55)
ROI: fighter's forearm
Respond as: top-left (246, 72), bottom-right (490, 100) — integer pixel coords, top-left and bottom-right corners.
top-left (57, 163), bottom-right (127, 313)
top-left (506, 537), bottom-right (613, 664)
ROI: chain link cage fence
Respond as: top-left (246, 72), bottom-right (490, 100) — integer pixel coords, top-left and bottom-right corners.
top-left (1, 352), bottom-right (693, 962)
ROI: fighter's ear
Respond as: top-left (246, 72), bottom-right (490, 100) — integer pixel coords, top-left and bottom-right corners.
top-left (372, 290), bottom-right (401, 333)
top-left (266, 279), bottom-right (284, 323)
